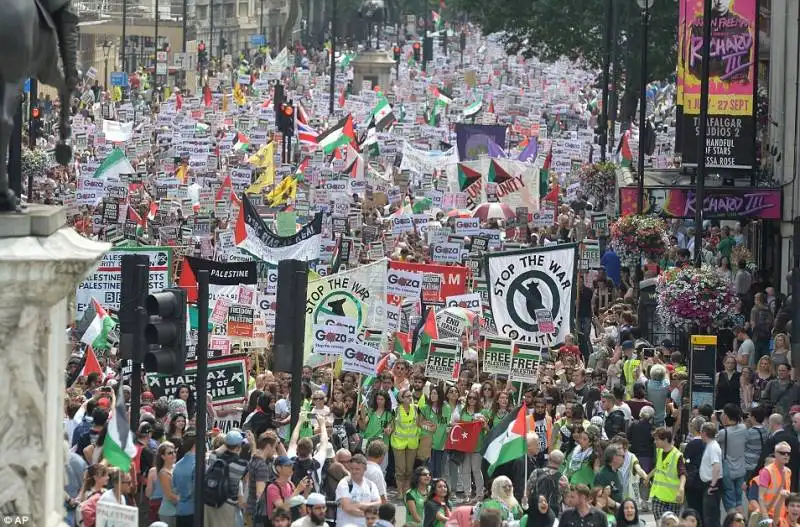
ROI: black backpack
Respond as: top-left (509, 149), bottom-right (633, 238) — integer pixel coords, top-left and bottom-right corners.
top-left (754, 307), bottom-right (774, 339)
top-left (527, 468), bottom-right (562, 514)
top-left (204, 457), bottom-right (232, 508)
top-left (604, 409), bottom-right (627, 439)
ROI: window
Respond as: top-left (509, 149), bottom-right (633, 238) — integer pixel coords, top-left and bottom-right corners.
top-left (224, 4), bottom-right (234, 18)
top-left (239, 1), bottom-right (248, 16)
top-left (196, 5), bottom-right (207, 20)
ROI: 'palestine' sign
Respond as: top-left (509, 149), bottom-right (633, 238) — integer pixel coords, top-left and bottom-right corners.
top-left (425, 339), bottom-right (461, 381)
top-left (485, 245), bottom-right (578, 346)
top-left (145, 355), bottom-right (248, 406)
top-left (510, 342), bottom-right (543, 384)
top-left (482, 336), bottom-right (513, 375)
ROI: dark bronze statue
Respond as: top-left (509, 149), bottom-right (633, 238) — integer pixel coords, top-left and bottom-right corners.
top-left (0, 0), bottom-right (76, 211)
top-left (358, 0), bottom-right (386, 49)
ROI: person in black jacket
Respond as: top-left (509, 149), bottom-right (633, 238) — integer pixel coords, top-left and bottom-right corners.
top-left (602, 391), bottom-right (627, 440)
top-left (760, 413), bottom-right (800, 492)
top-left (683, 416), bottom-right (707, 515)
top-left (243, 392), bottom-right (277, 438)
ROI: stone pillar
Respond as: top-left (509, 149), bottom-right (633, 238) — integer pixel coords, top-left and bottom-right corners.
top-left (350, 51), bottom-right (397, 93)
top-left (0, 206), bottom-right (109, 527)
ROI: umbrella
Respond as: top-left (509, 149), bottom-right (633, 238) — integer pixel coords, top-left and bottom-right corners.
top-left (445, 209), bottom-right (472, 218)
top-left (471, 202), bottom-right (514, 221)
top-left (439, 306), bottom-right (478, 326)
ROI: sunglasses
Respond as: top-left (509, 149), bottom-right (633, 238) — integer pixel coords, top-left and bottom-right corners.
top-left (165, 450), bottom-right (176, 455)
top-left (312, 397), bottom-right (324, 401)
top-left (777, 451), bottom-right (791, 455)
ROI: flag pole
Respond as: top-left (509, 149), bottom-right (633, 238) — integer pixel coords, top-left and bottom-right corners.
top-left (522, 400), bottom-right (529, 511)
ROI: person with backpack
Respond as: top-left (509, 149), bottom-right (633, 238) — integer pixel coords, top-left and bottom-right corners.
top-left (751, 293), bottom-right (775, 360)
top-left (335, 454), bottom-right (382, 527)
top-left (204, 430), bottom-right (249, 527)
top-left (601, 391), bottom-right (627, 440)
top-left (526, 449), bottom-right (569, 515)
top-left (262, 456), bottom-right (312, 522)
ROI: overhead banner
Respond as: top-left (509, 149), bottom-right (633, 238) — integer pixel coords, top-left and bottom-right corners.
top-left (455, 123), bottom-right (508, 161)
top-left (400, 142), bottom-right (458, 174)
top-left (178, 256), bottom-right (259, 304)
top-left (388, 261), bottom-right (469, 305)
top-left (76, 247), bottom-right (173, 318)
top-left (234, 194), bottom-right (323, 264)
top-left (425, 339), bottom-right (461, 381)
top-left (304, 259), bottom-right (388, 358)
top-left (619, 187), bottom-right (781, 220)
top-left (680, 0), bottom-right (757, 169)
top-left (486, 159), bottom-right (541, 213)
top-left (145, 355), bottom-right (248, 407)
top-left (485, 245), bottom-right (578, 346)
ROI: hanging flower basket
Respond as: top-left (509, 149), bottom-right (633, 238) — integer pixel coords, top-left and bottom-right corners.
top-left (609, 215), bottom-right (668, 260)
top-left (576, 161), bottom-right (617, 201)
top-left (21, 148), bottom-right (49, 179)
top-left (656, 265), bottom-right (738, 331)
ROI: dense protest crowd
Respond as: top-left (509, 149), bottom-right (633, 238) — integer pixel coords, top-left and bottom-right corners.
top-left (36, 17), bottom-right (795, 527)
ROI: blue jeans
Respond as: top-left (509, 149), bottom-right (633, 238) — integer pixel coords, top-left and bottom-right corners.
top-left (722, 474), bottom-right (744, 511)
top-left (429, 449), bottom-right (447, 479)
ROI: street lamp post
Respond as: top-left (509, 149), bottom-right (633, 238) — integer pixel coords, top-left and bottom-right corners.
top-left (636, 0), bottom-right (652, 217)
top-left (102, 40), bottom-right (113, 91)
top-left (694, 0), bottom-right (712, 267)
top-left (260, 0), bottom-right (265, 38)
top-left (600, 0), bottom-right (614, 162)
top-left (328, 0), bottom-right (336, 115)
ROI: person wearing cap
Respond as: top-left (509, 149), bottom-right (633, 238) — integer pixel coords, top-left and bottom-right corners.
top-left (290, 493), bottom-right (327, 527)
top-left (205, 430), bottom-right (249, 527)
top-left (263, 455), bottom-right (312, 522)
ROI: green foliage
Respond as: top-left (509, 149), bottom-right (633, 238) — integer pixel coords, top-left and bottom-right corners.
top-left (454, 0), bottom-right (678, 86)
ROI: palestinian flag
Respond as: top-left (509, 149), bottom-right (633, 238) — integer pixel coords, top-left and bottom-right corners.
top-left (463, 95), bottom-right (483, 119)
top-left (371, 94), bottom-right (395, 131)
top-left (104, 382), bottom-right (138, 472)
top-left (127, 205), bottom-right (146, 237)
top-left (483, 403), bottom-right (528, 476)
top-left (487, 159), bottom-right (512, 184)
top-left (80, 298), bottom-right (116, 349)
top-left (92, 148), bottom-right (135, 180)
top-left (233, 131), bottom-right (250, 152)
top-left (457, 163), bottom-right (482, 191)
top-left (430, 86), bottom-right (453, 106)
top-left (317, 114), bottom-right (356, 153)
top-left (618, 129), bottom-right (634, 168)
top-left (410, 309), bottom-right (438, 364)
top-left (393, 332), bottom-right (412, 356)
top-left (78, 346), bottom-right (104, 379)
top-left (432, 10), bottom-right (443, 30)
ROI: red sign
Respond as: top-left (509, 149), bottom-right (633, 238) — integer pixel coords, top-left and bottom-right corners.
top-left (388, 261), bottom-right (469, 305)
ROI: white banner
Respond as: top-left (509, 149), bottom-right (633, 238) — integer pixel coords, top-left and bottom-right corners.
top-left (400, 142), bottom-right (458, 174)
top-left (485, 245), bottom-right (577, 346)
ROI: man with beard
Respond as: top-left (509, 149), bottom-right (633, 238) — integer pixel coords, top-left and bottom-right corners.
top-left (526, 396), bottom-right (554, 462)
top-left (291, 493), bottom-right (328, 527)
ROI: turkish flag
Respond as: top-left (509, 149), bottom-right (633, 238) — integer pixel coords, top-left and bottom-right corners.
top-left (444, 421), bottom-right (482, 453)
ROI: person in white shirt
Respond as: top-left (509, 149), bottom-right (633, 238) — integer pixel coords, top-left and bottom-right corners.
top-left (699, 421), bottom-right (722, 527)
top-left (336, 454), bottom-right (382, 527)
top-left (291, 493), bottom-right (329, 527)
top-left (99, 468), bottom-right (132, 504)
top-left (364, 440), bottom-right (388, 503)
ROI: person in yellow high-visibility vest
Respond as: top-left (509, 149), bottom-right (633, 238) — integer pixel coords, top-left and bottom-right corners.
top-left (391, 388), bottom-right (420, 497)
top-left (621, 341), bottom-right (640, 400)
top-left (648, 426), bottom-right (686, 522)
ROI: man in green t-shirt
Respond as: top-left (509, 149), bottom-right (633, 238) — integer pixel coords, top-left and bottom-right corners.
top-left (593, 444), bottom-right (625, 506)
top-left (717, 226), bottom-right (736, 259)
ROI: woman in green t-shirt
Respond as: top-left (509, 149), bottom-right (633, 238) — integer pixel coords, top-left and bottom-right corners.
top-left (405, 466), bottom-right (432, 527)
top-left (419, 384), bottom-right (448, 478)
top-left (357, 389), bottom-right (393, 470)
top-left (490, 390), bottom-right (512, 428)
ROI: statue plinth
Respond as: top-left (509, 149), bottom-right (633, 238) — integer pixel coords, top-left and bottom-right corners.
top-left (0, 206), bottom-right (109, 527)
top-left (350, 51), bottom-right (397, 93)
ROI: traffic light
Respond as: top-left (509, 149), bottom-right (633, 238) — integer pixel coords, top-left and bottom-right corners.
top-left (30, 106), bottom-right (43, 143)
top-left (412, 42), bottom-right (421, 62)
top-left (278, 101), bottom-right (294, 137)
top-left (393, 45), bottom-right (401, 62)
top-left (143, 288), bottom-right (187, 375)
top-left (198, 41), bottom-right (207, 65)
top-left (423, 36), bottom-right (433, 63)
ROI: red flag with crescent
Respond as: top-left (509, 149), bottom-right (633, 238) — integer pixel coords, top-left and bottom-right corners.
top-left (444, 420), bottom-right (482, 452)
